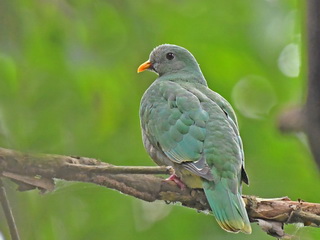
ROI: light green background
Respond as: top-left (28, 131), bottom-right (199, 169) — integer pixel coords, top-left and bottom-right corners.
top-left (0, 0), bottom-right (319, 239)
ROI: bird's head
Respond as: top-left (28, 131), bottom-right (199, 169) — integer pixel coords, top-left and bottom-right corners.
top-left (137, 44), bottom-right (202, 77)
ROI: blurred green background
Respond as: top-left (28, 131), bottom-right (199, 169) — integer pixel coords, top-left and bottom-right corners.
top-left (0, 0), bottom-right (319, 239)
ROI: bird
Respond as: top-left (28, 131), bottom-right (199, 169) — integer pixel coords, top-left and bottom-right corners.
top-left (137, 44), bottom-right (251, 234)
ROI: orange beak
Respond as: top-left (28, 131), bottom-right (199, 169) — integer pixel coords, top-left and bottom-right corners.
top-left (137, 60), bottom-right (152, 73)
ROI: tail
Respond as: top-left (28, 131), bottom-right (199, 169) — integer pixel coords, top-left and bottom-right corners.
top-left (203, 179), bottom-right (252, 234)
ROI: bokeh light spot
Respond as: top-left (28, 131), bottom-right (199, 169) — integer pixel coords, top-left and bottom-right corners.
top-left (232, 75), bottom-right (277, 119)
top-left (278, 43), bottom-right (300, 78)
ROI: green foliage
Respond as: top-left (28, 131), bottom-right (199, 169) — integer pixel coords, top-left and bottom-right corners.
top-left (0, 0), bottom-right (318, 239)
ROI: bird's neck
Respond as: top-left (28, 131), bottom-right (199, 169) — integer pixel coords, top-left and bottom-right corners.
top-left (158, 69), bottom-right (208, 86)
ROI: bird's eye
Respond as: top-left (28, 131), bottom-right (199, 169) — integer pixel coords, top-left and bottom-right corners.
top-left (166, 52), bottom-right (174, 60)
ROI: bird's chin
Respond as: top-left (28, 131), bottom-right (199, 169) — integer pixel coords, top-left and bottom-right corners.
top-left (149, 66), bottom-right (158, 75)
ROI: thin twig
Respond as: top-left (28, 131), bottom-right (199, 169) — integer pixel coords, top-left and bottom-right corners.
top-left (0, 179), bottom-right (20, 240)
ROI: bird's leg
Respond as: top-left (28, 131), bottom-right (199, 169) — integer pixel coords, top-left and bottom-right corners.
top-left (165, 167), bottom-right (186, 190)
top-left (166, 175), bottom-right (186, 190)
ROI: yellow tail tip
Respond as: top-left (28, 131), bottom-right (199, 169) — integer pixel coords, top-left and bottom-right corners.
top-left (241, 224), bottom-right (252, 234)
top-left (217, 220), bottom-right (252, 234)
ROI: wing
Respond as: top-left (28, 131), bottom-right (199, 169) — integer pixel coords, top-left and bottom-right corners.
top-left (181, 83), bottom-right (249, 185)
top-left (212, 94), bottom-right (249, 185)
top-left (140, 81), bottom-right (214, 180)
top-left (141, 81), bottom-right (248, 185)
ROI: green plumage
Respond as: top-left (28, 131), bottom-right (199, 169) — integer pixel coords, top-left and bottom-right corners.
top-left (139, 44), bottom-right (251, 234)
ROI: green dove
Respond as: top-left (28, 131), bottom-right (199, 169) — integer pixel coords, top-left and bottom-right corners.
top-left (137, 44), bottom-right (251, 234)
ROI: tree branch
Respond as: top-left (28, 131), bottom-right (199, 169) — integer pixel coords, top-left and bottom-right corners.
top-left (278, 0), bottom-right (320, 170)
top-left (305, 0), bottom-right (320, 169)
top-left (0, 147), bottom-right (319, 238)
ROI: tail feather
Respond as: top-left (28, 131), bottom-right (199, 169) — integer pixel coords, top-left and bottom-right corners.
top-left (203, 180), bottom-right (252, 234)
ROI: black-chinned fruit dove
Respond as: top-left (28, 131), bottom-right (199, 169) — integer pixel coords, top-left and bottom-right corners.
top-left (138, 44), bottom-right (251, 234)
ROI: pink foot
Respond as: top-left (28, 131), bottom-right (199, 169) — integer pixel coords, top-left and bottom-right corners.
top-left (166, 174), bottom-right (186, 190)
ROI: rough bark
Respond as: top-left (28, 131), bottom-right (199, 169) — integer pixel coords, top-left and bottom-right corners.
top-left (0, 147), bottom-right (319, 238)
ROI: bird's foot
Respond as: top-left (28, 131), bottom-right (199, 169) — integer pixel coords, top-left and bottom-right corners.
top-left (166, 174), bottom-right (186, 190)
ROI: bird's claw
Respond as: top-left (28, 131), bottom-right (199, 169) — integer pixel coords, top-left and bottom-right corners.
top-left (166, 166), bottom-right (175, 175)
